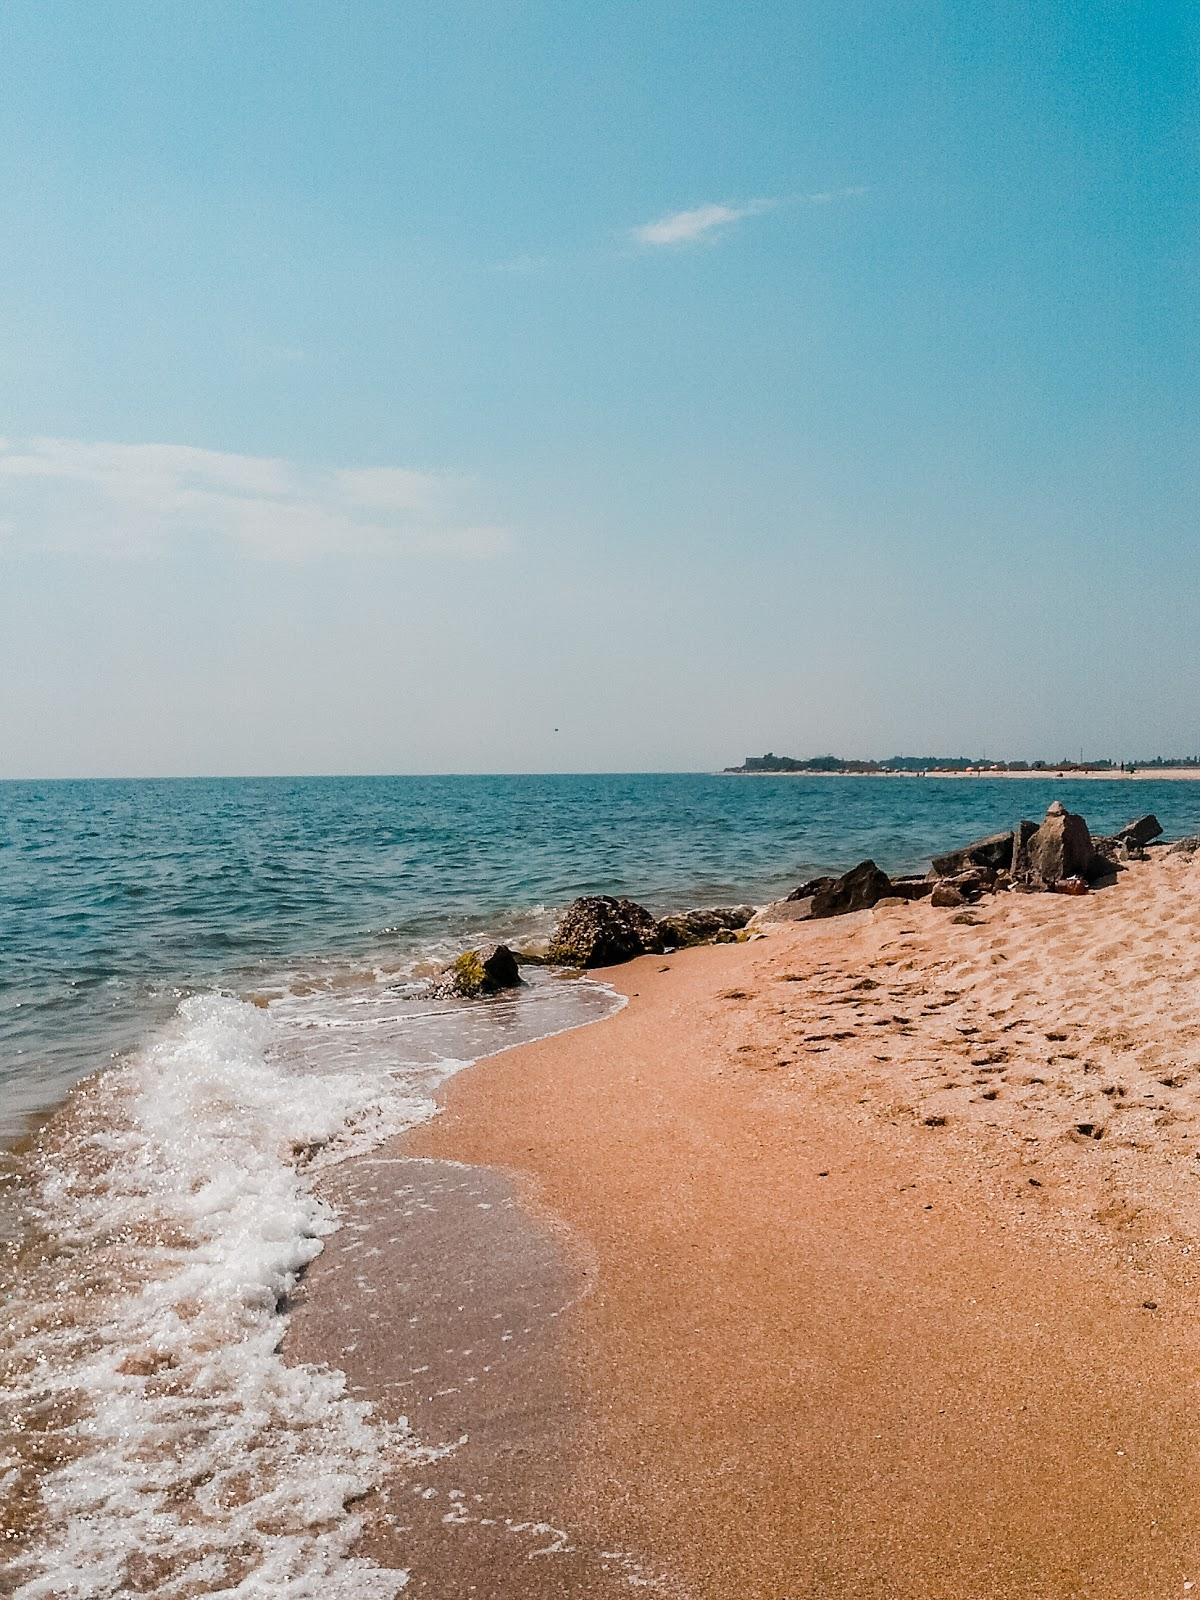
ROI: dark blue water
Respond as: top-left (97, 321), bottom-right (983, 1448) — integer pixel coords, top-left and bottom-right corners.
top-left (3, 772), bottom-right (1198, 1136)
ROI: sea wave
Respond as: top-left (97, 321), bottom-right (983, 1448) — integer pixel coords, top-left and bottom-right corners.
top-left (1, 992), bottom-right (427, 1599)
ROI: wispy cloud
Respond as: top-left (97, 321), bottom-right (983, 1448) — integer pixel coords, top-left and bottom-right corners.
top-left (0, 438), bottom-right (509, 562)
top-left (632, 186), bottom-right (868, 248)
top-left (632, 199), bottom-right (776, 247)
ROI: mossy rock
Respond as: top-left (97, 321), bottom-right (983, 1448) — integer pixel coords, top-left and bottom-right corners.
top-left (656, 907), bottom-right (754, 949)
top-left (447, 950), bottom-right (489, 997)
top-left (438, 943), bottom-right (522, 998)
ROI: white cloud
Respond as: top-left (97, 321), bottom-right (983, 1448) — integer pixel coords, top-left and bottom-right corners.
top-left (632, 199), bottom-right (776, 247)
top-left (632, 186), bottom-right (868, 247)
top-left (0, 438), bottom-right (509, 562)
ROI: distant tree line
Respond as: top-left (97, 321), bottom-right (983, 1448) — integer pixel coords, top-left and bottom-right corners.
top-left (728, 752), bottom-right (1200, 774)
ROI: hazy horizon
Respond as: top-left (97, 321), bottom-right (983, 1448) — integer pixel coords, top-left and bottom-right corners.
top-left (1, 2), bottom-right (1196, 780)
top-left (6, 748), bottom-right (1200, 784)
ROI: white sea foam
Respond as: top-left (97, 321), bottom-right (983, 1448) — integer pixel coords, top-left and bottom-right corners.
top-left (2, 993), bottom-right (424, 1599)
top-left (2, 972), bottom-right (622, 1597)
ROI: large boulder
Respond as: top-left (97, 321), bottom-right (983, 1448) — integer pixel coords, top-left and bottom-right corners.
top-left (438, 943), bottom-right (523, 997)
top-left (657, 906), bottom-right (754, 949)
top-left (547, 896), bottom-right (663, 967)
top-left (1012, 802), bottom-right (1098, 888)
top-left (930, 830), bottom-right (1016, 880)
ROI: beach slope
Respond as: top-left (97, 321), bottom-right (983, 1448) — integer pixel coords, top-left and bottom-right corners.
top-left (297, 853), bottom-right (1200, 1598)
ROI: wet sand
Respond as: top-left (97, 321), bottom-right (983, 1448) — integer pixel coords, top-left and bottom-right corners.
top-left (292, 850), bottom-right (1200, 1597)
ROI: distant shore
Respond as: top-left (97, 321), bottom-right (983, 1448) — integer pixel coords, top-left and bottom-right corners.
top-left (723, 766), bottom-right (1200, 781)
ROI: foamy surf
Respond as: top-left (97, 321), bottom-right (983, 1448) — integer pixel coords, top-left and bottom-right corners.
top-left (1, 991), bottom-right (428, 1597)
top-left (1, 967), bottom-right (621, 1597)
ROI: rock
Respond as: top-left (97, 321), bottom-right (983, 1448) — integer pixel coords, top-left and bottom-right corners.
top-left (1012, 802), bottom-right (1098, 888)
top-left (807, 860), bottom-right (893, 918)
top-left (1013, 819), bottom-right (1039, 862)
top-left (949, 868), bottom-right (988, 896)
top-left (889, 876), bottom-right (934, 901)
top-left (656, 906), bottom-right (754, 949)
top-left (785, 876), bottom-right (836, 903)
top-left (931, 883), bottom-right (967, 908)
top-left (930, 830), bottom-right (1016, 879)
top-left (749, 898), bottom-right (818, 926)
top-left (547, 896), bottom-right (663, 967)
top-left (1088, 835), bottom-right (1121, 865)
top-left (930, 869), bottom-right (987, 908)
top-left (753, 861), bottom-right (893, 925)
top-left (1167, 835), bottom-right (1200, 856)
top-left (1093, 814), bottom-right (1162, 863)
top-left (1115, 813), bottom-right (1163, 848)
top-left (438, 943), bottom-right (523, 997)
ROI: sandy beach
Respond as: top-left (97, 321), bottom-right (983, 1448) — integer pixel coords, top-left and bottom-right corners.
top-left (290, 849), bottom-right (1200, 1598)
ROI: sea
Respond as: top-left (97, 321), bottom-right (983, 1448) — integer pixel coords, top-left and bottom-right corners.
top-left (3, 772), bottom-right (1199, 1597)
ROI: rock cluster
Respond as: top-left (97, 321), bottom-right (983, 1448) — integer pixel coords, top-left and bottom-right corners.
top-left (440, 806), bottom-right (1175, 992)
top-left (923, 805), bottom-right (1163, 905)
top-left (750, 804), bottom-right (1165, 926)
top-left (543, 897), bottom-right (756, 967)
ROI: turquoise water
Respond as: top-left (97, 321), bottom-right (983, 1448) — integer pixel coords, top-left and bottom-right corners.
top-left (4, 772), bottom-right (1200, 1137)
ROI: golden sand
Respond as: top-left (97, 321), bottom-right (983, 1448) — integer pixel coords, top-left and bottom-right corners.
top-left (292, 850), bottom-right (1200, 1597)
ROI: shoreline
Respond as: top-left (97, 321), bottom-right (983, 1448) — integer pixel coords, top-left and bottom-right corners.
top-left (293, 851), bottom-right (1200, 1597)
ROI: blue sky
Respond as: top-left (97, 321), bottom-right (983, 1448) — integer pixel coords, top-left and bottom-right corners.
top-left (0, 1), bottom-right (1196, 775)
